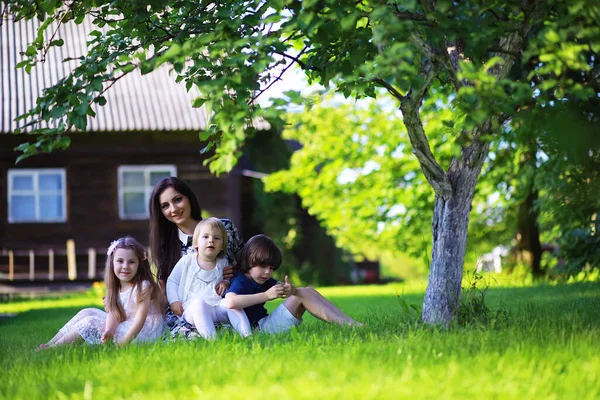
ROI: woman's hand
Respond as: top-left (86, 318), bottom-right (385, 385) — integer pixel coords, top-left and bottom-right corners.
top-left (171, 301), bottom-right (184, 316)
top-left (223, 266), bottom-right (234, 280)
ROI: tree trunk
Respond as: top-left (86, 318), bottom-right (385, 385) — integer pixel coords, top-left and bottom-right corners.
top-left (516, 189), bottom-right (544, 276)
top-left (404, 20), bottom-right (528, 325)
top-left (422, 142), bottom-right (489, 325)
top-left (514, 141), bottom-right (544, 277)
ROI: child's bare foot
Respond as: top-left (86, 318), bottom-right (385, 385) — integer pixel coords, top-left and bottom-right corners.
top-left (35, 343), bottom-right (49, 351)
top-left (342, 320), bottom-right (364, 327)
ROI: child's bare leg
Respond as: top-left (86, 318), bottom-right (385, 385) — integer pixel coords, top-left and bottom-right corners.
top-left (184, 300), bottom-right (217, 339)
top-left (45, 308), bottom-right (102, 346)
top-left (50, 329), bottom-right (84, 346)
top-left (283, 287), bottom-right (360, 326)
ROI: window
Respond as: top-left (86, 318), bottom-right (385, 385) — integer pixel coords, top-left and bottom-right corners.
top-left (118, 165), bottom-right (176, 219)
top-left (7, 169), bottom-right (67, 223)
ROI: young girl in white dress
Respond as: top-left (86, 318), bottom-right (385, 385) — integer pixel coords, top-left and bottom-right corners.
top-left (167, 218), bottom-right (250, 339)
top-left (38, 237), bottom-right (166, 348)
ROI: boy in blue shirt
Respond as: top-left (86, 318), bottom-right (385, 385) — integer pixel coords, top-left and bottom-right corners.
top-left (224, 234), bottom-right (361, 334)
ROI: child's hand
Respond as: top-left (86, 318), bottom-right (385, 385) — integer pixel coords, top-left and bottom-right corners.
top-left (101, 329), bottom-right (114, 344)
top-left (171, 301), bottom-right (184, 317)
top-left (223, 266), bottom-right (234, 280)
top-left (215, 281), bottom-right (229, 296)
top-left (282, 275), bottom-right (296, 298)
top-left (265, 284), bottom-right (284, 300)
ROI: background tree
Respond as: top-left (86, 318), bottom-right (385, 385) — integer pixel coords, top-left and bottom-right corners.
top-left (4, 0), bottom-right (599, 325)
top-left (266, 95), bottom-right (457, 265)
top-left (242, 127), bottom-right (349, 285)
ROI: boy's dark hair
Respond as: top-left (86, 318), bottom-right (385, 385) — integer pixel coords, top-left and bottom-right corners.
top-left (237, 234), bottom-right (282, 273)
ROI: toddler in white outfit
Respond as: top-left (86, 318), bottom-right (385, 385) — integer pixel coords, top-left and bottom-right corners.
top-left (167, 218), bottom-right (250, 339)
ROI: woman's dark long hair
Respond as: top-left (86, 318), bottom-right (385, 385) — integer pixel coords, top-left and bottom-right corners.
top-left (149, 177), bottom-right (203, 281)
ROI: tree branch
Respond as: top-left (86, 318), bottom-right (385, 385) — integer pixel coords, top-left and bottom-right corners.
top-left (272, 50), bottom-right (309, 70)
top-left (97, 69), bottom-right (134, 97)
top-left (249, 46), bottom-right (309, 104)
top-left (402, 58), bottom-right (436, 108)
top-left (392, 5), bottom-right (426, 22)
top-left (408, 32), bottom-right (434, 60)
top-left (372, 78), bottom-right (403, 101)
top-left (440, 39), bottom-right (466, 90)
top-left (39, 2), bottom-right (78, 62)
top-left (400, 60), bottom-right (452, 199)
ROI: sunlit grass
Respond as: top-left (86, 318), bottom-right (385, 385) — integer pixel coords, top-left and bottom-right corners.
top-left (1, 281), bottom-right (599, 399)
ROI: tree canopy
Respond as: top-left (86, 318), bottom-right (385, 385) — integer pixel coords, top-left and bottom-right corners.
top-left (5, 0), bottom-right (599, 323)
top-left (6, 1), bottom-right (597, 168)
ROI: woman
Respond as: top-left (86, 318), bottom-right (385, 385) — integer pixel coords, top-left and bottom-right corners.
top-left (149, 177), bottom-right (243, 339)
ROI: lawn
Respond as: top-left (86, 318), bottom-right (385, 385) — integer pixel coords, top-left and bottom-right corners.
top-left (1, 280), bottom-right (599, 399)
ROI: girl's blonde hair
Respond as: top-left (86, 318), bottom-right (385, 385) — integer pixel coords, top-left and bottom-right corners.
top-left (192, 218), bottom-right (228, 258)
top-left (104, 236), bottom-right (165, 322)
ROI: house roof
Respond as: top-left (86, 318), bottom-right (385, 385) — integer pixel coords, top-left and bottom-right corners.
top-left (1, 15), bottom-right (209, 133)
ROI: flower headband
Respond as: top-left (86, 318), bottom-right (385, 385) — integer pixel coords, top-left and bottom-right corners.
top-left (107, 240), bottom-right (120, 256)
top-left (107, 239), bottom-right (148, 260)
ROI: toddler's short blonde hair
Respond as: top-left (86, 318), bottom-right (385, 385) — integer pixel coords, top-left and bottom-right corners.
top-left (192, 217), bottom-right (228, 257)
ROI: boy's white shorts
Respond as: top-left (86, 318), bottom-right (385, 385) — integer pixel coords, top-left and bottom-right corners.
top-left (258, 303), bottom-right (302, 334)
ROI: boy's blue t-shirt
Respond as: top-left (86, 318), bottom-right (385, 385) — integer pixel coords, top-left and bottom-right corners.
top-left (226, 272), bottom-right (278, 327)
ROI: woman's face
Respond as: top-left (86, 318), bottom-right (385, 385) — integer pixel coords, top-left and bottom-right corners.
top-left (158, 187), bottom-right (192, 226)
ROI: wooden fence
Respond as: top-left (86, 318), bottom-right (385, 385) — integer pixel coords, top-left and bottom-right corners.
top-left (0, 240), bottom-right (104, 282)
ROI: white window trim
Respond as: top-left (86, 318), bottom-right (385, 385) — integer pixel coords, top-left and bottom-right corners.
top-left (118, 165), bottom-right (177, 220)
top-left (7, 168), bottom-right (67, 223)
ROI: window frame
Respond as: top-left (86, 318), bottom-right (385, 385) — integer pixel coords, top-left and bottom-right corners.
top-left (117, 165), bottom-right (177, 220)
top-left (7, 168), bottom-right (67, 223)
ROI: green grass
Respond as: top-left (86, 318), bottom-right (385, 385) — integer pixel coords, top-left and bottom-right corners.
top-left (1, 280), bottom-right (599, 399)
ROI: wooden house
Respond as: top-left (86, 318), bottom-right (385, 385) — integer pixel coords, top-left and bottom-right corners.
top-left (0, 15), bottom-right (378, 287)
top-left (0, 16), bottom-right (243, 281)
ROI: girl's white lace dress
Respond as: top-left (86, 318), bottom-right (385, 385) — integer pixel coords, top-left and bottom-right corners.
top-left (49, 281), bottom-right (165, 345)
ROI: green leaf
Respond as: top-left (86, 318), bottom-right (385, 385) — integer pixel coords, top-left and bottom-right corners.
top-left (25, 45), bottom-right (36, 57)
top-left (89, 78), bottom-right (103, 92)
top-left (271, 0), bottom-right (284, 10)
top-left (75, 101), bottom-right (90, 116)
top-left (50, 107), bottom-right (67, 119)
top-left (94, 96), bottom-right (107, 106)
top-left (16, 153), bottom-right (33, 164)
top-left (58, 135), bottom-right (71, 150)
top-left (199, 131), bottom-right (212, 141)
top-left (192, 97), bottom-right (207, 108)
top-left (73, 114), bottom-right (87, 130)
top-left (119, 64), bottom-right (135, 73)
top-left (162, 43), bottom-right (181, 60)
